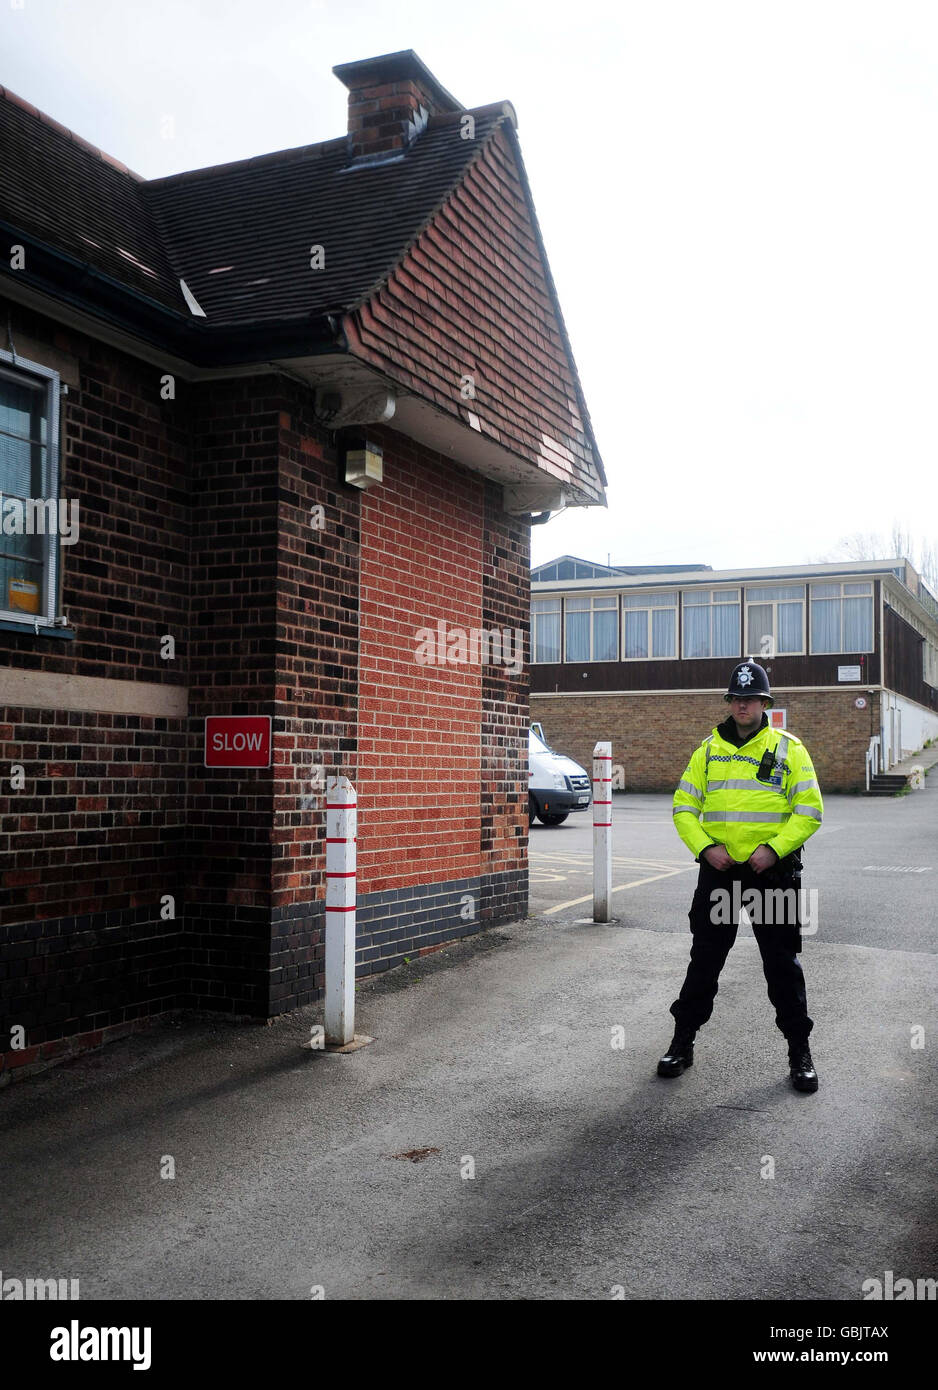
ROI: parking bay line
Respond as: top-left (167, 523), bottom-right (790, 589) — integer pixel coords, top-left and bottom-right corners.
top-left (532, 857), bottom-right (690, 879)
top-left (543, 865), bottom-right (698, 915)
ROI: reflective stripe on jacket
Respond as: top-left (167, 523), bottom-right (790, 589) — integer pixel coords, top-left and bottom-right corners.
top-left (673, 723), bottom-right (824, 863)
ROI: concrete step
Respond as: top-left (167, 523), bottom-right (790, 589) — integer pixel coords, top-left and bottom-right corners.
top-left (864, 772), bottom-right (910, 795)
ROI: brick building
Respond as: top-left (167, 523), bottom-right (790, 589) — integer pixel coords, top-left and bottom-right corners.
top-left (0, 51), bottom-right (606, 1077)
top-left (531, 555), bottom-right (938, 794)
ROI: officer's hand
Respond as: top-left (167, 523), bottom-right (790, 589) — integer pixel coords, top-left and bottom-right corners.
top-left (702, 844), bottom-right (734, 871)
top-left (748, 844), bottom-right (779, 874)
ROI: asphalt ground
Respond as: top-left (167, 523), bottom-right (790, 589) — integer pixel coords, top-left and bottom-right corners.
top-left (1, 777), bottom-right (936, 1307)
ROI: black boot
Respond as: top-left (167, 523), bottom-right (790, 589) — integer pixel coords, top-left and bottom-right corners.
top-left (788, 1040), bottom-right (818, 1093)
top-left (657, 1027), bottom-right (695, 1077)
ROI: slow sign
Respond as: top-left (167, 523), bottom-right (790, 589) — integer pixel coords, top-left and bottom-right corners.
top-left (204, 716), bottom-right (272, 768)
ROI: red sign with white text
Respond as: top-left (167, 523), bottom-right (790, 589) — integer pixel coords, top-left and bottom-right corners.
top-left (204, 716), bottom-right (272, 768)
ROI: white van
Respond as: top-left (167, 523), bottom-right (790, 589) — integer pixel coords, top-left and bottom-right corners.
top-left (528, 724), bottom-right (592, 826)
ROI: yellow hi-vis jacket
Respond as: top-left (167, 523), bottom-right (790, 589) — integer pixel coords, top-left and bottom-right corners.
top-left (673, 721), bottom-right (824, 863)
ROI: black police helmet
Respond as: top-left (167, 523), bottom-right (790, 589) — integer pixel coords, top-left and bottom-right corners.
top-left (724, 660), bottom-right (773, 705)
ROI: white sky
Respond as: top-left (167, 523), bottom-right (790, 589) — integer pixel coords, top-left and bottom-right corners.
top-left (3, 0), bottom-right (938, 572)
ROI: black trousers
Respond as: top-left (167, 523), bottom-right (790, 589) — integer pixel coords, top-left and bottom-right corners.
top-left (670, 857), bottom-right (813, 1043)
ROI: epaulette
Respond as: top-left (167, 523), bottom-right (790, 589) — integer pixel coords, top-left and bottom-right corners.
top-left (773, 727), bottom-right (803, 746)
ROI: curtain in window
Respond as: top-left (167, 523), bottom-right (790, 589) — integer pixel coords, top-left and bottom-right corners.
top-left (713, 603), bottom-right (739, 656)
top-left (843, 596), bottom-right (872, 651)
top-left (746, 604), bottom-right (772, 655)
top-left (565, 611), bottom-right (590, 662)
top-left (710, 604), bottom-right (736, 656)
top-left (594, 608), bottom-right (618, 661)
top-left (535, 612), bottom-right (560, 663)
top-left (624, 610), bottom-right (648, 658)
top-left (684, 605), bottom-right (710, 657)
top-left (811, 599), bottom-right (840, 652)
top-left (778, 602), bottom-right (802, 653)
top-left (652, 607), bottom-right (675, 658)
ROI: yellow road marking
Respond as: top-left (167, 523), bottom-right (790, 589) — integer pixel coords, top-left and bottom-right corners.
top-left (543, 866), bottom-right (697, 915)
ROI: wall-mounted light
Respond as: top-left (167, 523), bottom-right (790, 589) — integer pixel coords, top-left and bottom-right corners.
top-left (342, 434), bottom-right (384, 490)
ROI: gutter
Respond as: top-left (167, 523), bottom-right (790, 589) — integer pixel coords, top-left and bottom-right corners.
top-left (0, 222), bottom-right (344, 366)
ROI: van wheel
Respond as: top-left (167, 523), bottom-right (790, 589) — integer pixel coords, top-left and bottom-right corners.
top-left (528, 795), bottom-right (538, 826)
top-left (538, 812), bottom-right (569, 826)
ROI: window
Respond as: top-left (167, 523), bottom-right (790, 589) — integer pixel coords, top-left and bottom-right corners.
top-left (810, 581), bottom-right (874, 653)
top-left (745, 585), bottom-right (805, 656)
top-left (682, 589), bottom-right (740, 658)
top-left (565, 594), bottom-right (619, 662)
top-left (925, 639), bottom-right (938, 689)
top-left (622, 591), bottom-right (677, 659)
top-left (532, 597), bottom-right (561, 663)
top-left (0, 351), bottom-right (61, 626)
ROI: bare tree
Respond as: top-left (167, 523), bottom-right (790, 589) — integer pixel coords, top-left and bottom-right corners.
top-left (815, 522), bottom-right (938, 584)
top-left (919, 540), bottom-right (938, 592)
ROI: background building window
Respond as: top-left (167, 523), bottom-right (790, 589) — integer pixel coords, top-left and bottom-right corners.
top-left (810, 581), bottom-right (874, 653)
top-left (532, 596), bottom-right (561, 663)
top-left (745, 584), bottom-right (805, 656)
top-left (925, 639), bottom-right (938, 688)
top-left (0, 353), bottom-right (60, 625)
top-left (682, 588), bottom-right (740, 658)
top-left (565, 594), bottom-right (619, 662)
top-left (622, 591), bottom-right (677, 659)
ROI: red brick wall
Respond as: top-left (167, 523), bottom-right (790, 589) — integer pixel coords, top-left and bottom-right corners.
top-left (1, 300), bottom-right (189, 1046)
top-left (530, 689), bottom-right (882, 795)
top-left (183, 376), bottom-right (282, 1012)
top-left (0, 309), bottom-right (189, 685)
top-left (1, 296), bottom-right (532, 1072)
top-left (267, 383), bottom-right (360, 1010)
top-left (481, 481), bottom-right (529, 902)
top-left (357, 431), bottom-right (484, 892)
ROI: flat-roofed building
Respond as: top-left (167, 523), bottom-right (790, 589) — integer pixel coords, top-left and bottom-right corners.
top-left (531, 555), bottom-right (938, 793)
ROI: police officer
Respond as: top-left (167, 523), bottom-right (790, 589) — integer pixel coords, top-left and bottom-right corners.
top-left (658, 660), bottom-right (824, 1092)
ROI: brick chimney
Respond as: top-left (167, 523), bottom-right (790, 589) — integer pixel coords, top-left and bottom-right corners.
top-left (333, 50), bottom-right (462, 165)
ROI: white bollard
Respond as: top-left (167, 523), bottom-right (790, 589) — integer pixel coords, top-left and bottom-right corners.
top-left (593, 741), bottom-right (612, 922)
top-left (324, 775), bottom-right (357, 1047)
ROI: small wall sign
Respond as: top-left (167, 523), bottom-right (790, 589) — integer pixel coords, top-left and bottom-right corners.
top-left (838, 665), bottom-right (862, 681)
top-left (204, 716), bottom-right (272, 767)
top-left (855, 697), bottom-right (867, 709)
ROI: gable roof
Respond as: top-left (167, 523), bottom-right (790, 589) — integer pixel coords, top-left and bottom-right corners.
top-left (142, 105), bottom-right (510, 329)
top-left (0, 82), bottom-right (506, 329)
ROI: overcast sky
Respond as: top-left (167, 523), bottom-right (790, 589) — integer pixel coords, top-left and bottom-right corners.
top-left (4, 0), bottom-right (937, 573)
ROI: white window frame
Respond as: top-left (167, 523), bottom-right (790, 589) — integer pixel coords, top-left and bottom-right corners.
top-left (621, 590), bottom-right (678, 661)
top-left (564, 592), bottom-right (620, 663)
top-left (532, 595), bottom-right (562, 664)
top-left (925, 638), bottom-right (938, 688)
top-left (681, 588), bottom-right (741, 659)
top-left (744, 584), bottom-right (806, 658)
top-left (809, 581), bottom-right (874, 654)
top-left (0, 349), bottom-right (62, 629)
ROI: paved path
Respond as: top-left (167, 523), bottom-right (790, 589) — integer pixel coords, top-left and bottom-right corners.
top-left (1, 780), bottom-right (936, 1300)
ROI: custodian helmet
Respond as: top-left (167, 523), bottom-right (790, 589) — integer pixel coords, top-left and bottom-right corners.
top-left (724, 660), bottom-right (773, 705)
